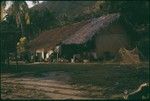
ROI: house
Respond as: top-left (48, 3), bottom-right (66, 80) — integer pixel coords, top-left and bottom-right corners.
top-left (61, 13), bottom-right (129, 60)
top-left (29, 13), bottom-right (130, 62)
top-left (28, 20), bottom-right (90, 61)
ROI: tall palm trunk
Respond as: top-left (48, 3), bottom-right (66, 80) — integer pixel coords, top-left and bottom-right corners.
top-left (15, 50), bottom-right (18, 67)
top-left (18, 11), bottom-right (25, 36)
top-left (15, 11), bottom-right (25, 66)
top-left (6, 49), bottom-right (9, 67)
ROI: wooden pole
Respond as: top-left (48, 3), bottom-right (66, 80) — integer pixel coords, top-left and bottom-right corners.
top-left (57, 52), bottom-right (58, 63)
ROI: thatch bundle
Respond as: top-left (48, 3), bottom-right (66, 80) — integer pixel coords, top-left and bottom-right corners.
top-left (117, 48), bottom-right (140, 64)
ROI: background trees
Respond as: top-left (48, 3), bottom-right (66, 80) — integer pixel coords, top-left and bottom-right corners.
top-left (29, 8), bottom-right (59, 39)
top-left (0, 17), bottom-right (19, 64)
top-left (17, 36), bottom-right (31, 62)
top-left (100, 1), bottom-right (149, 60)
top-left (0, 1), bottom-right (38, 64)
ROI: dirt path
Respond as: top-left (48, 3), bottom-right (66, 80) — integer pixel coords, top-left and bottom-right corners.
top-left (1, 72), bottom-right (90, 100)
top-left (1, 64), bottom-right (149, 99)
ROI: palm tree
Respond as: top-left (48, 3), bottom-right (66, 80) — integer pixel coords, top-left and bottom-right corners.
top-left (1, 1), bottom-right (39, 66)
top-left (1, 1), bottom-right (39, 36)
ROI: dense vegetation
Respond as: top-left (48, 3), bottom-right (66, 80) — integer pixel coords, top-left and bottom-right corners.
top-left (0, 1), bottom-right (149, 64)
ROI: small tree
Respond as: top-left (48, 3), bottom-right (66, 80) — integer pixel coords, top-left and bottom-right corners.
top-left (17, 36), bottom-right (30, 62)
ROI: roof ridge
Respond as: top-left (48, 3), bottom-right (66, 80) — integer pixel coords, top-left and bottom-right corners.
top-left (62, 13), bottom-right (120, 45)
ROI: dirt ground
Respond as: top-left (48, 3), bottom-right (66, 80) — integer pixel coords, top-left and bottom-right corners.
top-left (1, 63), bottom-right (149, 100)
top-left (1, 72), bottom-right (88, 99)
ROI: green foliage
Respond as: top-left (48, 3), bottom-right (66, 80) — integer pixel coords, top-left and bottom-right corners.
top-left (29, 8), bottom-right (59, 38)
top-left (16, 36), bottom-right (31, 62)
top-left (17, 36), bottom-right (28, 54)
top-left (105, 1), bottom-right (149, 26)
top-left (104, 1), bottom-right (149, 52)
top-left (0, 19), bottom-right (19, 52)
top-left (0, 20), bottom-right (19, 64)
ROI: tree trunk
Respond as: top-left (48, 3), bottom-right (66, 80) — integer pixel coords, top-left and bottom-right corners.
top-left (18, 11), bottom-right (25, 37)
top-left (6, 50), bottom-right (9, 67)
top-left (15, 12), bottom-right (23, 67)
top-left (15, 51), bottom-right (18, 67)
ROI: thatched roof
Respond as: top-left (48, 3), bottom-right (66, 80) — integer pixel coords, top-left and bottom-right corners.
top-left (29, 20), bottom-right (90, 51)
top-left (29, 13), bottom-right (121, 51)
top-left (62, 13), bottom-right (120, 44)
